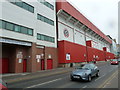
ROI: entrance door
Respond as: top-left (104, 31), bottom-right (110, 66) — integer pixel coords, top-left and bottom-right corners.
top-left (0, 58), bottom-right (9, 74)
top-left (41, 59), bottom-right (45, 70)
top-left (47, 59), bottom-right (53, 70)
top-left (23, 59), bottom-right (27, 72)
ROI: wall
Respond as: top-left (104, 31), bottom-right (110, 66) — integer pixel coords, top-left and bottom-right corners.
top-left (0, 0), bottom-right (57, 48)
top-left (58, 40), bottom-right (87, 64)
top-left (58, 14), bottom-right (111, 51)
top-left (58, 40), bottom-right (115, 64)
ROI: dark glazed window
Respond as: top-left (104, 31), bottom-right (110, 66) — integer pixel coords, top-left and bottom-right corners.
top-left (9, 0), bottom-right (34, 13)
top-left (14, 25), bottom-right (21, 32)
top-left (37, 14), bottom-right (54, 26)
top-left (6, 22), bottom-right (14, 31)
top-left (37, 33), bottom-right (55, 43)
top-left (0, 20), bottom-right (2, 28)
top-left (0, 19), bottom-right (33, 36)
top-left (21, 27), bottom-right (28, 34)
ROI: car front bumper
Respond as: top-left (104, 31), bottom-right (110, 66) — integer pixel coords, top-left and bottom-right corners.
top-left (71, 75), bottom-right (88, 81)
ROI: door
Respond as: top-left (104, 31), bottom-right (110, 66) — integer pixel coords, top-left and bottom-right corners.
top-left (0, 58), bottom-right (9, 74)
top-left (41, 59), bottom-right (45, 70)
top-left (23, 59), bottom-right (27, 72)
top-left (47, 59), bottom-right (53, 70)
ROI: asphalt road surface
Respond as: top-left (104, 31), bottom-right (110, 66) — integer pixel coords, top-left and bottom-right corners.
top-left (7, 61), bottom-right (119, 89)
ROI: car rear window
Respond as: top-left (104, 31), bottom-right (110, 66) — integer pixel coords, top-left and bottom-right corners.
top-left (112, 59), bottom-right (118, 61)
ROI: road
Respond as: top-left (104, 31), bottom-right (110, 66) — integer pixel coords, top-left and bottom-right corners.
top-left (7, 61), bottom-right (119, 89)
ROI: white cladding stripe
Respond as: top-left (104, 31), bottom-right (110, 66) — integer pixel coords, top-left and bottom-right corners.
top-left (58, 16), bottom-right (111, 51)
top-left (58, 22), bottom-right (74, 42)
top-left (0, 38), bottom-right (32, 46)
top-left (74, 30), bottom-right (85, 46)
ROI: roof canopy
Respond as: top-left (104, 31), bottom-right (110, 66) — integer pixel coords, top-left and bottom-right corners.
top-left (56, 0), bottom-right (112, 44)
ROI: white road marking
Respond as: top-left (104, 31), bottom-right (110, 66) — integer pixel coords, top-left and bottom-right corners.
top-left (82, 85), bottom-right (87, 88)
top-left (26, 78), bottom-right (62, 88)
top-left (95, 74), bottom-right (106, 81)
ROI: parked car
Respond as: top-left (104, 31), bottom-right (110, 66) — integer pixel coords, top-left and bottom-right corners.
top-left (0, 79), bottom-right (8, 90)
top-left (110, 59), bottom-right (119, 65)
top-left (70, 63), bottom-right (99, 82)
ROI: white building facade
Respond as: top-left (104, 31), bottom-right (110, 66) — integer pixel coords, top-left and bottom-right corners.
top-left (0, 0), bottom-right (58, 73)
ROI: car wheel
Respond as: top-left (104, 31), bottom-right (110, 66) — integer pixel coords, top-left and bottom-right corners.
top-left (96, 71), bottom-right (100, 77)
top-left (71, 77), bottom-right (75, 81)
top-left (88, 75), bottom-right (92, 82)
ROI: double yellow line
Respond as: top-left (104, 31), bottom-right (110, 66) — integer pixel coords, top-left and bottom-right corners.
top-left (98, 70), bottom-right (118, 88)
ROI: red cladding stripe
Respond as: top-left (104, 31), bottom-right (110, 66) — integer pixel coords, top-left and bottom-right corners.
top-left (58, 40), bottom-right (86, 63)
top-left (56, 0), bottom-right (112, 44)
top-left (58, 40), bottom-right (115, 64)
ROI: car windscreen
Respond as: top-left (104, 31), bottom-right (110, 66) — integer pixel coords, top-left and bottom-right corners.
top-left (82, 64), bottom-right (90, 69)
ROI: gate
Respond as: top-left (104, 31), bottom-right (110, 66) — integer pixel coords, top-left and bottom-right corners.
top-left (47, 59), bottom-right (53, 70)
top-left (0, 58), bottom-right (9, 74)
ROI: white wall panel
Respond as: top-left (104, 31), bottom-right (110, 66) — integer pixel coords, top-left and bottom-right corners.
top-left (58, 22), bottom-right (74, 42)
top-left (1, 29), bottom-right (35, 42)
top-left (1, 0), bottom-right (57, 47)
top-left (74, 30), bottom-right (85, 46)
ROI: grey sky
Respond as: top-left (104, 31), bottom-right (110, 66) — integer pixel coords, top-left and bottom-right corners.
top-left (68, 0), bottom-right (119, 43)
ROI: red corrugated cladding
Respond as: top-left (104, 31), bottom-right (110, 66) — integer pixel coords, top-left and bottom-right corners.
top-left (106, 52), bottom-right (115, 59)
top-left (87, 47), bottom-right (106, 62)
top-left (58, 40), bottom-right (86, 63)
top-left (58, 40), bottom-right (115, 64)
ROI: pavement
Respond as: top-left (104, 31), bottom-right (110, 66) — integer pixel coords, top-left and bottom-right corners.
top-left (1, 61), bottom-right (109, 84)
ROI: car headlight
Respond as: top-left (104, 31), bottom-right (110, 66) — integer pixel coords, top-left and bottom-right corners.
top-left (85, 73), bottom-right (87, 76)
top-left (82, 73), bottom-right (87, 76)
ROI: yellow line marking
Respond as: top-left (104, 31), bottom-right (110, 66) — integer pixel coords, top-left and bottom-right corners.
top-left (98, 70), bottom-right (118, 88)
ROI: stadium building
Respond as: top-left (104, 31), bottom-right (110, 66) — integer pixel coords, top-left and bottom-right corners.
top-left (0, 0), bottom-right (115, 73)
top-left (0, 0), bottom-right (58, 73)
top-left (56, 0), bottom-right (114, 67)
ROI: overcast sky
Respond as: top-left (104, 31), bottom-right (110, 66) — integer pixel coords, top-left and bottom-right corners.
top-left (68, 0), bottom-right (119, 43)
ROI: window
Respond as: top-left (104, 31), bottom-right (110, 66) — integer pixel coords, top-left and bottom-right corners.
top-left (14, 25), bottom-right (20, 32)
top-left (39, 15), bottom-right (44, 21)
top-left (38, 0), bottom-right (54, 10)
top-left (0, 20), bottom-right (2, 28)
top-left (51, 38), bottom-right (55, 43)
top-left (23, 3), bottom-right (28, 10)
top-left (37, 14), bottom-right (54, 26)
top-left (37, 33), bottom-right (55, 43)
top-left (28, 5), bottom-right (34, 13)
top-left (9, 0), bottom-right (34, 13)
top-left (41, 34), bottom-right (44, 40)
top-left (0, 19), bottom-right (33, 36)
top-left (28, 28), bottom-right (33, 35)
top-left (44, 17), bottom-right (48, 23)
top-left (44, 36), bottom-right (49, 41)
top-left (15, 1), bottom-right (23, 7)
top-left (21, 27), bottom-right (28, 34)
top-left (37, 34), bottom-right (40, 39)
top-left (6, 22), bottom-right (14, 31)
top-left (2, 21), bottom-right (6, 29)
